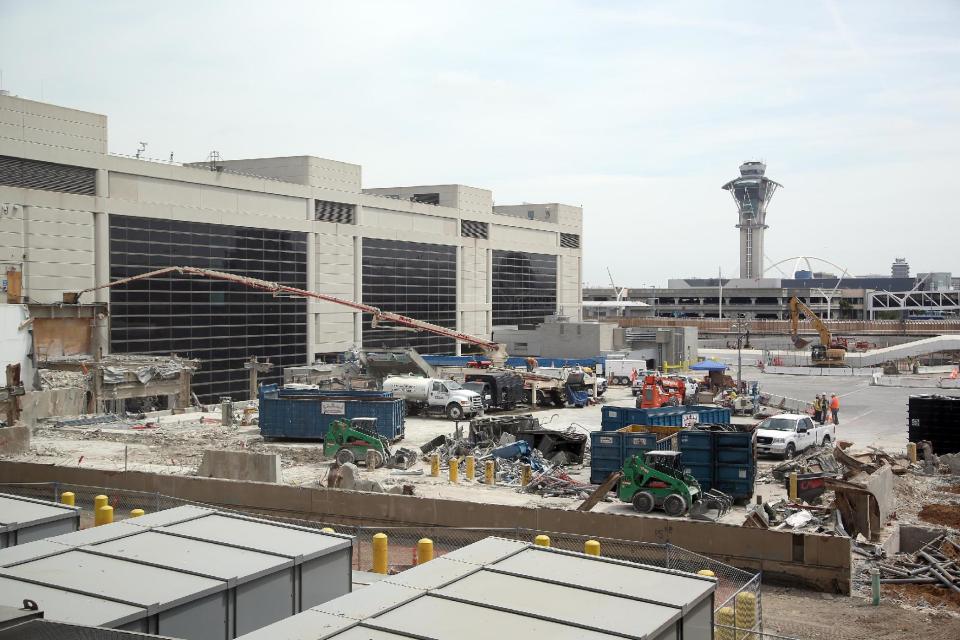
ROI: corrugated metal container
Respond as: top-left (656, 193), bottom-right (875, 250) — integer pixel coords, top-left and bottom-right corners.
top-left (712, 431), bottom-right (756, 500)
top-left (589, 430), bottom-right (658, 484)
top-left (0, 493), bottom-right (79, 548)
top-left (600, 405), bottom-right (731, 431)
top-left (677, 430), bottom-right (715, 491)
top-left (259, 384), bottom-right (405, 442)
top-left (237, 537), bottom-right (716, 640)
top-left (0, 506), bottom-right (352, 640)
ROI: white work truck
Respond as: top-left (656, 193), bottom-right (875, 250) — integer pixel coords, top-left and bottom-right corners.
top-left (382, 376), bottom-right (484, 420)
top-left (755, 413), bottom-right (835, 459)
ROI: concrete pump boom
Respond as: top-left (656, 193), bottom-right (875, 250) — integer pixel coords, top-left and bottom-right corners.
top-left (68, 266), bottom-right (509, 363)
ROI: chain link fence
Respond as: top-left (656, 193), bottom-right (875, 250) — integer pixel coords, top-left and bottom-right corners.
top-left (1, 481), bottom-right (764, 635)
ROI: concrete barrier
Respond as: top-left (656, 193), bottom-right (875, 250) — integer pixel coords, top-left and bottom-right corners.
top-left (0, 426), bottom-right (30, 454)
top-left (197, 449), bottom-right (281, 483)
top-left (0, 460), bottom-right (853, 594)
top-left (19, 389), bottom-right (87, 427)
top-left (764, 366), bottom-right (882, 377)
top-left (873, 376), bottom-right (960, 389)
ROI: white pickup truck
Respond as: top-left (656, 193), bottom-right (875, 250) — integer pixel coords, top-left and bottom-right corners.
top-left (755, 413), bottom-right (835, 459)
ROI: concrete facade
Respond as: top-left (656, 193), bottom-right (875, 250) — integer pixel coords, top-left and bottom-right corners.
top-left (0, 94), bottom-right (583, 366)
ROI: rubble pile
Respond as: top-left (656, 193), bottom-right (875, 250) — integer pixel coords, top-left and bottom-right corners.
top-left (745, 441), bottom-right (908, 538)
top-left (419, 415), bottom-right (593, 498)
top-left (38, 369), bottom-right (90, 390)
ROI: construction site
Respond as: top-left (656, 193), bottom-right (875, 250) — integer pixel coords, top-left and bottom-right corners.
top-left (2, 79), bottom-right (960, 640)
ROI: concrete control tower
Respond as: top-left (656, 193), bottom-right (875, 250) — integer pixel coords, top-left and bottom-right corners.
top-left (722, 161), bottom-right (782, 279)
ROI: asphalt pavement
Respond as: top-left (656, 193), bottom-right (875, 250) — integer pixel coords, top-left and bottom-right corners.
top-left (745, 366), bottom-right (928, 451)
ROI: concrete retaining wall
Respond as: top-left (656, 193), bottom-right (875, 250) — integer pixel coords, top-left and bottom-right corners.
top-left (0, 461), bottom-right (852, 593)
top-left (19, 389), bottom-right (87, 426)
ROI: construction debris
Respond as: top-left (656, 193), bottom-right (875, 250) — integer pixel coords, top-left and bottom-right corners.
top-left (875, 534), bottom-right (960, 594)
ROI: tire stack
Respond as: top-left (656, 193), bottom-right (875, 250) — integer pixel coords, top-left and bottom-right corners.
top-left (908, 394), bottom-right (960, 454)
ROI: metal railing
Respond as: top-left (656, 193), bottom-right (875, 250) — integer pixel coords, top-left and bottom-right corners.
top-left (0, 481), bottom-right (763, 633)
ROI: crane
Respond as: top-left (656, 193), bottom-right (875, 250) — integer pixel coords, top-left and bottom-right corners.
top-left (66, 266), bottom-right (509, 363)
top-left (788, 296), bottom-right (846, 367)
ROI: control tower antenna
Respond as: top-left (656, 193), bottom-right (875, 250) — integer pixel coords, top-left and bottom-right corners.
top-left (722, 161), bottom-right (782, 279)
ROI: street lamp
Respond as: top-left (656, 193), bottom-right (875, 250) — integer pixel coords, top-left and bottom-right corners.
top-left (733, 314), bottom-right (749, 393)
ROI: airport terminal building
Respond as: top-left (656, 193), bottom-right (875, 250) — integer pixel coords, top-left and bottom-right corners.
top-left (0, 93), bottom-right (583, 400)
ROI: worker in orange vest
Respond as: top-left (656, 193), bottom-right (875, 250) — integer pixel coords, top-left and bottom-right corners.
top-left (830, 394), bottom-right (840, 425)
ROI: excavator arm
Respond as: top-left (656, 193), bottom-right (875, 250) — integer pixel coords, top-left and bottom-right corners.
top-left (67, 266), bottom-right (509, 363)
top-left (789, 296), bottom-right (832, 349)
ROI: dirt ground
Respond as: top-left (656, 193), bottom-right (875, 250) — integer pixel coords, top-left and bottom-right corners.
top-left (919, 503), bottom-right (960, 529)
top-left (762, 587), bottom-right (960, 639)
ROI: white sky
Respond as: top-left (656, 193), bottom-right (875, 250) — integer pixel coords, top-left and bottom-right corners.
top-left (2, 0), bottom-right (958, 286)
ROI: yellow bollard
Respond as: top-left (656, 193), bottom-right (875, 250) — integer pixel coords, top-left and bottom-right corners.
top-left (734, 591), bottom-right (757, 639)
top-left (697, 569), bottom-right (716, 577)
top-left (372, 533), bottom-right (388, 574)
top-left (715, 606), bottom-right (735, 640)
top-left (95, 505), bottom-right (113, 527)
top-left (521, 464), bottom-right (532, 487)
top-left (430, 453), bottom-right (440, 477)
top-left (485, 460), bottom-right (495, 485)
top-left (60, 491), bottom-right (75, 506)
top-left (907, 442), bottom-right (917, 464)
top-left (449, 457), bottom-right (459, 483)
top-left (464, 455), bottom-right (475, 481)
top-left (129, 508), bottom-right (145, 518)
top-left (534, 534), bottom-right (550, 547)
top-left (321, 527), bottom-right (335, 533)
top-left (417, 538), bottom-right (434, 565)
top-left (788, 471), bottom-right (798, 502)
top-left (94, 494), bottom-right (108, 511)
top-left (584, 539), bottom-right (601, 556)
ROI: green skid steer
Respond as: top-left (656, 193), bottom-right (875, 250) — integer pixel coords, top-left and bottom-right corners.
top-left (323, 418), bottom-right (417, 469)
top-left (618, 450), bottom-right (732, 521)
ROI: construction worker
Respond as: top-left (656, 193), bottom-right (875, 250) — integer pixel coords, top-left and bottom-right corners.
top-left (812, 395), bottom-right (822, 424)
top-left (830, 393), bottom-right (840, 425)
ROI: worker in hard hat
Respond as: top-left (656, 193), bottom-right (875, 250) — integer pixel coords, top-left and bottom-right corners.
top-left (830, 393), bottom-right (840, 425)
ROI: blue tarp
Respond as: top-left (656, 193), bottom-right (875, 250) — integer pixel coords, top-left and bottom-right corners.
top-left (689, 359), bottom-right (728, 371)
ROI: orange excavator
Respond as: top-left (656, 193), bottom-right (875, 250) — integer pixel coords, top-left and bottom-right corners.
top-left (636, 374), bottom-right (686, 409)
top-left (789, 296), bottom-right (846, 367)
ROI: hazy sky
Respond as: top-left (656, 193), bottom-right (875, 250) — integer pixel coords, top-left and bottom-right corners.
top-left (2, 1), bottom-right (958, 286)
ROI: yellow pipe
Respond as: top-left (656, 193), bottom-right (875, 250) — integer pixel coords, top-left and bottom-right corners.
top-left (417, 538), bottom-right (434, 565)
top-left (533, 534), bottom-right (550, 547)
top-left (485, 460), bottom-right (495, 485)
top-left (521, 464), bottom-right (531, 487)
top-left (584, 539), bottom-right (600, 556)
top-left (735, 591), bottom-right (757, 639)
top-left (907, 442), bottom-right (917, 464)
top-left (372, 532), bottom-right (388, 574)
top-left (430, 453), bottom-right (440, 477)
top-left (129, 508), bottom-right (145, 518)
top-left (94, 494), bottom-right (108, 511)
top-left (60, 491), bottom-right (75, 506)
top-left (448, 457), bottom-right (459, 483)
top-left (464, 455), bottom-right (475, 481)
top-left (788, 472), bottom-right (798, 502)
top-left (716, 606), bottom-right (735, 640)
top-left (95, 505), bottom-right (113, 527)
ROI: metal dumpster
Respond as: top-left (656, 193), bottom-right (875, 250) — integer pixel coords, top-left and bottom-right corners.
top-left (259, 384), bottom-right (405, 441)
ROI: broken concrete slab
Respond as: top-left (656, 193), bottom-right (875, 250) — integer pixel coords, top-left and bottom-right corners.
top-left (197, 449), bottom-right (281, 483)
top-left (0, 426), bottom-right (30, 455)
top-left (941, 452), bottom-right (960, 475)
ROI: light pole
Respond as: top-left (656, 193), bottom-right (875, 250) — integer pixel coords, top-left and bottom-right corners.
top-left (733, 314), bottom-right (749, 393)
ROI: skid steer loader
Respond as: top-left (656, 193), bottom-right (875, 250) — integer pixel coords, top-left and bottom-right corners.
top-left (618, 451), bottom-right (733, 521)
